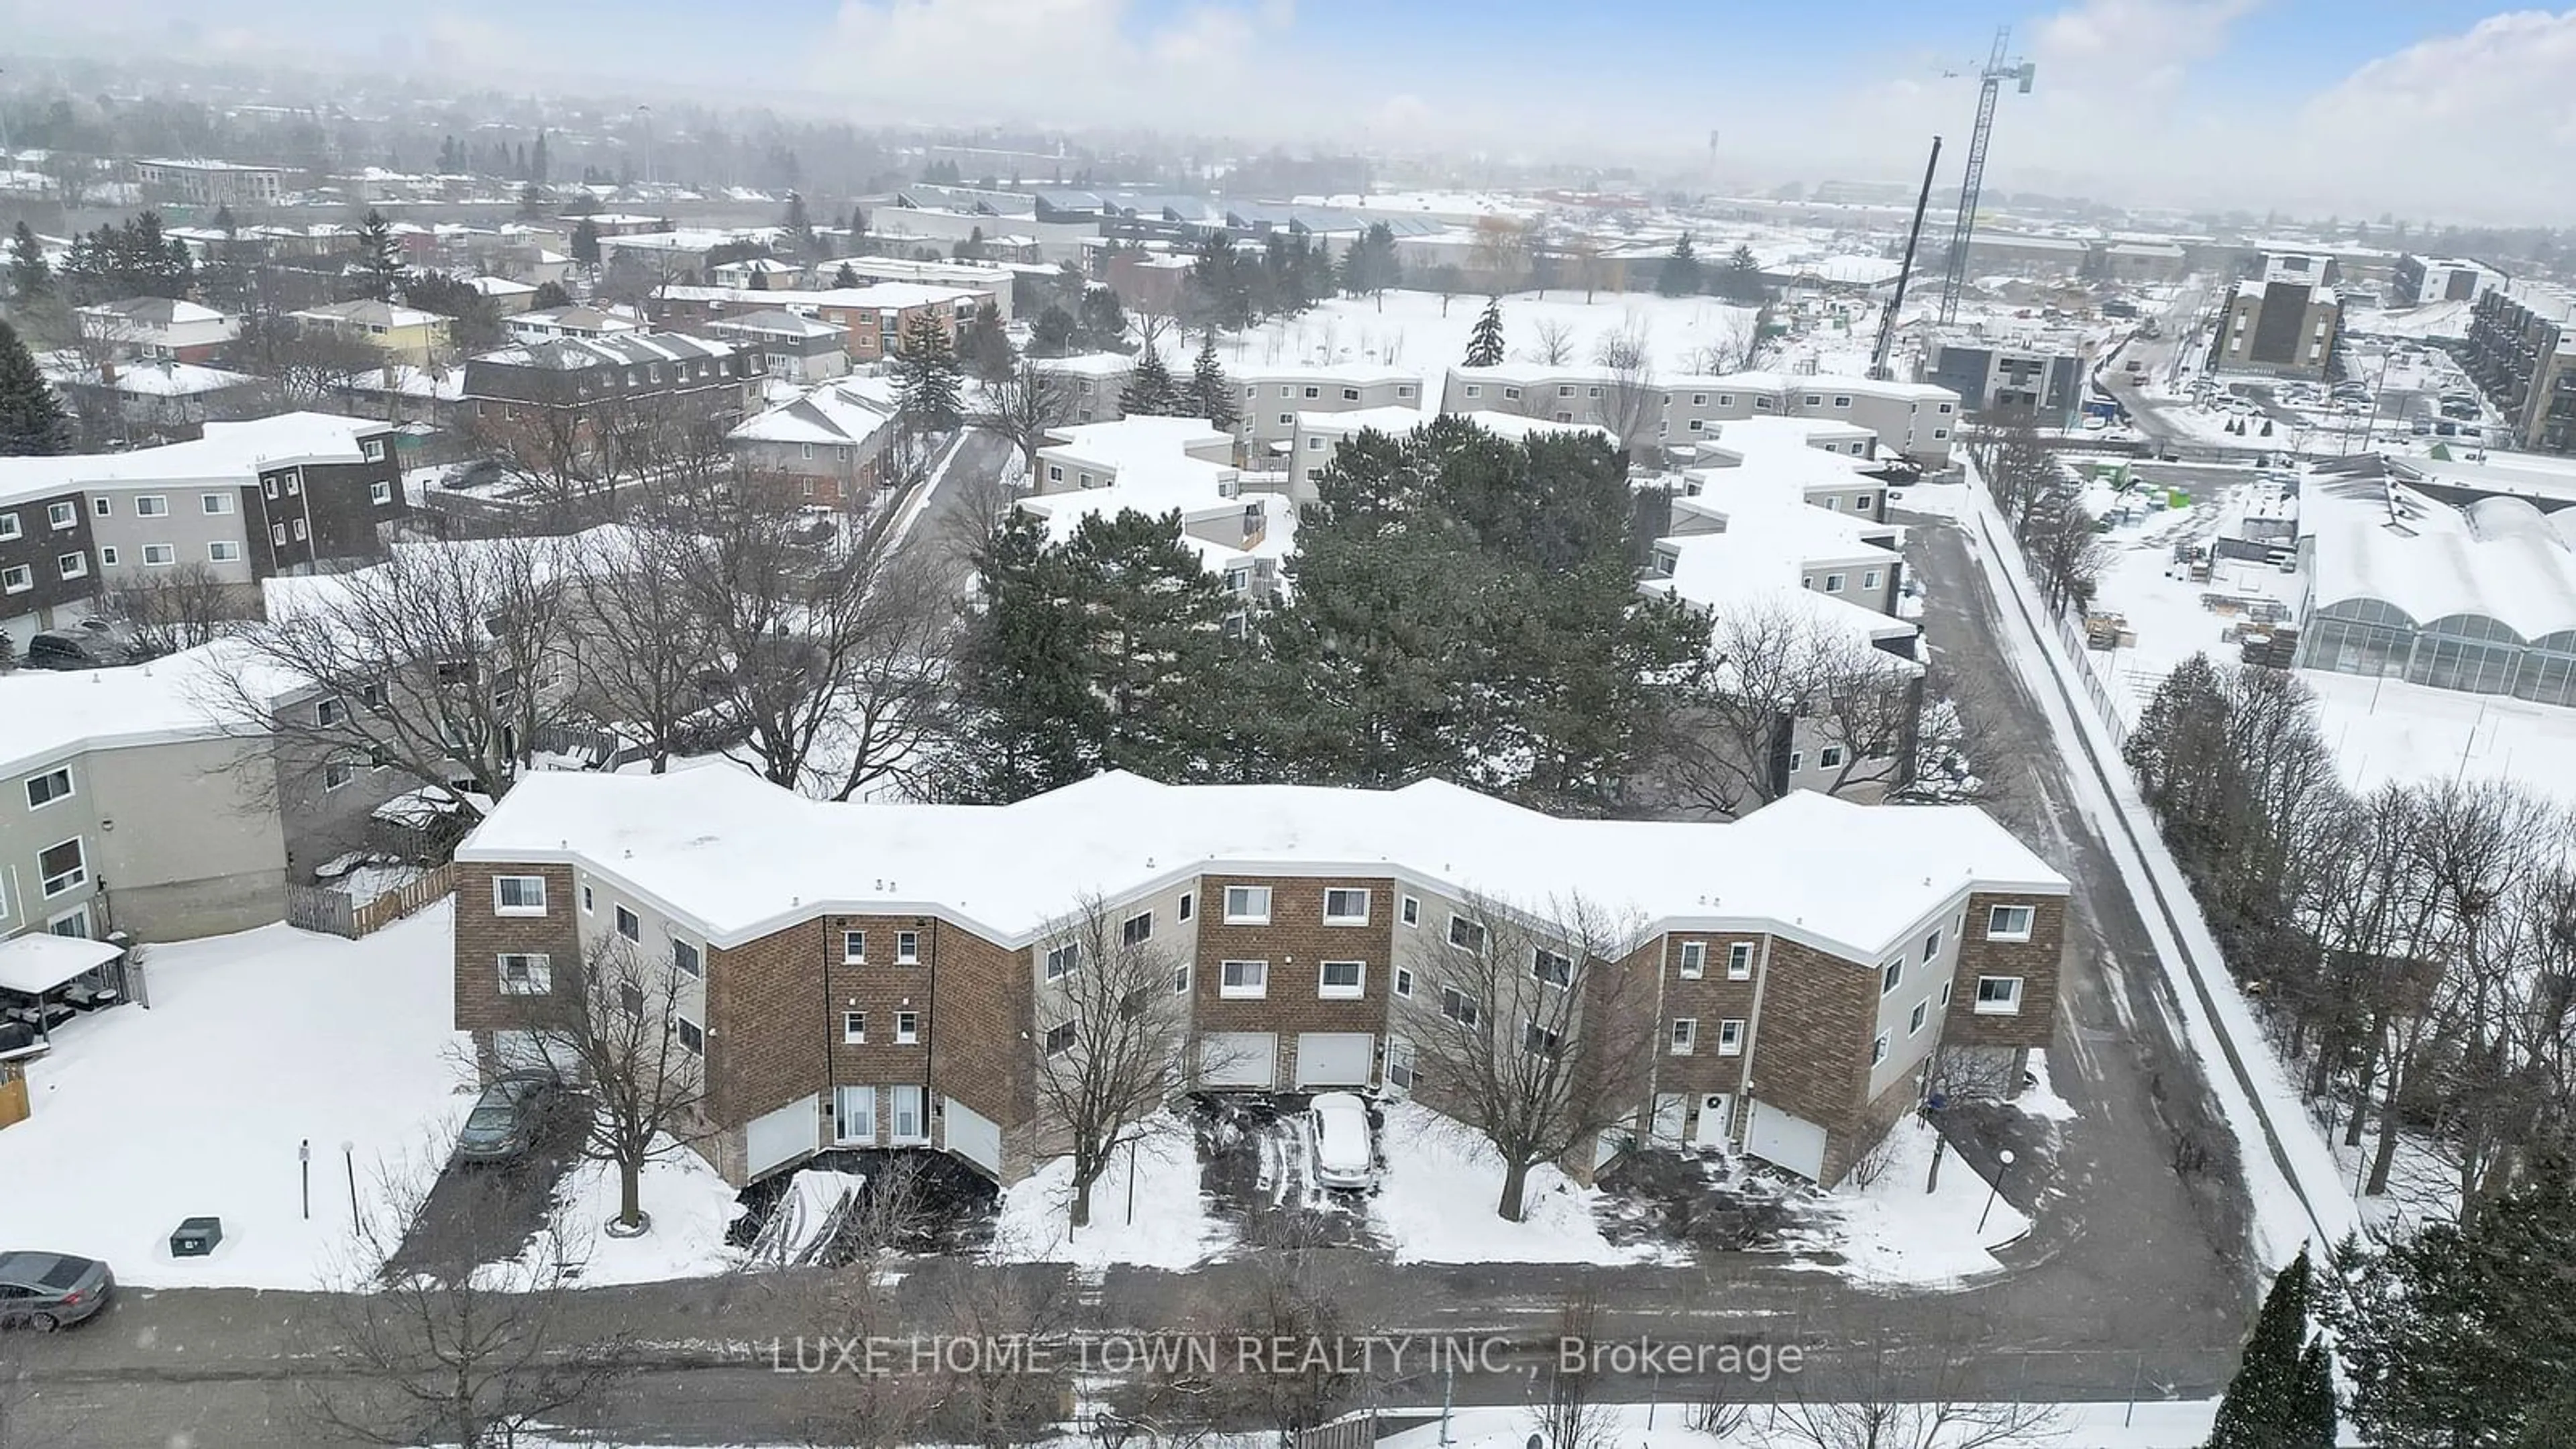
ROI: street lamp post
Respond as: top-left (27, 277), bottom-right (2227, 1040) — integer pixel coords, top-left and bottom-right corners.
top-left (1977, 1147), bottom-right (2017, 1234)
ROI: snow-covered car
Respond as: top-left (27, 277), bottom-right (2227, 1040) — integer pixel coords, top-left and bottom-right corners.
top-left (1307, 1091), bottom-right (1376, 1191)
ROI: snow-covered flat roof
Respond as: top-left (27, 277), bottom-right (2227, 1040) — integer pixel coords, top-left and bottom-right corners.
top-left (1234, 362), bottom-right (1419, 388)
top-left (455, 767), bottom-right (2062, 960)
top-left (0, 641), bottom-right (286, 775)
top-left (1029, 352), bottom-right (1135, 378)
top-left (0, 412), bottom-right (388, 506)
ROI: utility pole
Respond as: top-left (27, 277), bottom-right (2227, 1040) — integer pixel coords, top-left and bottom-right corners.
top-left (1872, 135), bottom-right (1943, 381)
top-left (1936, 26), bottom-right (2035, 325)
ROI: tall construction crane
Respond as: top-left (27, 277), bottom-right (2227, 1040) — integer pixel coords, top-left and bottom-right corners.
top-left (1935, 26), bottom-right (2035, 325)
top-left (1871, 136), bottom-right (1943, 381)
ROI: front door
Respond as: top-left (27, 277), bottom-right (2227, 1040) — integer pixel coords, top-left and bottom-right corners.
top-left (1694, 1093), bottom-right (1733, 1148)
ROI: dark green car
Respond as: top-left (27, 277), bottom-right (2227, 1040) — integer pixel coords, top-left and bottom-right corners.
top-left (453, 1072), bottom-right (562, 1165)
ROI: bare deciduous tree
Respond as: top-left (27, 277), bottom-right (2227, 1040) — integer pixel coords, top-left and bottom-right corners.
top-left (1394, 890), bottom-right (1658, 1221)
top-left (1652, 598), bottom-right (1921, 818)
top-left (226, 309), bottom-right (384, 409)
top-left (565, 525), bottom-right (727, 774)
top-left (210, 533), bottom-right (578, 820)
top-left (1029, 894), bottom-right (1197, 1230)
top-left (1593, 318), bottom-right (1663, 464)
top-left (299, 1168), bottom-right (639, 1449)
top-left (968, 357), bottom-right (1079, 478)
top-left (1527, 317), bottom-right (1576, 367)
top-left (1778, 1317), bottom-right (2062, 1449)
top-left (1532, 1288), bottom-right (1619, 1449)
top-left (511, 933), bottom-right (709, 1235)
top-left (95, 561), bottom-right (260, 657)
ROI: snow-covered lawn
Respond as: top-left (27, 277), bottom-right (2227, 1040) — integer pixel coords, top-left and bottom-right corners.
top-left (1784, 1116), bottom-right (2031, 1286)
top-left (1380, 1399), bottom-right (2293, 1449)
top-left (991, 1114), bottom-right (1229, 1271)
top-left (1216, 288), bottom-right (1762, 385)
top-left (1368, 1101), bottom-right (1667, 1266)
top-left (0, 905), bottom-right (472, 1288)
top-left (500, 1141), bottom-right (748, 1287)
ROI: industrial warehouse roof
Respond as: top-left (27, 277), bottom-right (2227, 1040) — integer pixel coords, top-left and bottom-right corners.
top-left (456, 768), bottom-right (2063, 961)
top-left (2302, 472), bottom-right (2576, 643)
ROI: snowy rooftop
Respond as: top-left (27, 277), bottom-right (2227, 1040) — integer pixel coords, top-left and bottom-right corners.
top-left (2301, 472), bottom-right (2576, 641)
top-left (289, 299), bottom-right (447, 330)
top-left (0, 413), bottom-right (388, 506)
top-left (1296, 405), bottom-right (1436, 437)
top-left (0, 641), bottom-right (287, 774)
top-left (1029, 352), bottom-right (1135, 379)
top-left (455, 767), bottom-right (2061, 959)
top-left (1020, 484), bottom-right (1297, 572)
top-left (40, 358), bottom-right (258, 397)
top-left (1040, 416), bottom-right (1234, 474)
top-left (1234, 361), bottom-right (1420, 387)
top-left (729, 378), bottom-right (900, 447)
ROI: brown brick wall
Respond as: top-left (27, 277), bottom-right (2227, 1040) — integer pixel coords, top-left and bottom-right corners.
top-left (704, 917), bottom-right (830, 1126)
top-left (1943, 892), bottom-right (2066, 1050)
top-left (1193, 873), bottom-right (1397, 1085)
top-left (451, 861), bottom-right (579, 1049)
top-left (818, 913), bottom-right (941, 1102)
top-left (1743, 935), bottom-right (1876, 1138)
top-left (1650, 931), bottom-right (1766, 1101)
top-left (927, 921), bottom-right (1032, 1140)
top-left (1821, 1061), bottom-right (1934, 1185)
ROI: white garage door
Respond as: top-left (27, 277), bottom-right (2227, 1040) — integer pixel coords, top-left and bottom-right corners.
top-left (746, 1095), bottom-right (820, 1180)
top-left (490, 1030), bottom-right (573, 1079)
top-left (1200, 1032), bottom-right (1278, 1089)
top-left (943, 1097), bottom-right (1002, 1174)
top-left (1293, 1032), bottom-right (1375, 1088)
top-left (1744, 1098), bottom-right (1829, 1181)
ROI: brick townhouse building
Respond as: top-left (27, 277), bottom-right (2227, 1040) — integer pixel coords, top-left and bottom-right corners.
top-left (453, 767), bottom-right (2065, 1191)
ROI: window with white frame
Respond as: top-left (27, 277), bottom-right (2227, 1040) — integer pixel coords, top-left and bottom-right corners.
top-left (1718, 1018), bottom-right (1746, 1055)
top-left (25, 768), bottom-right (72, 810)
top-left (1222, 885), bottom-right (1271, 924)
top-left (896, 930), bottom-right (920, 963)
top-left (843, 1010), bottom-right (867, 1043)
top-left (1044, 941), bottom-right (1081, 980)
top-left (834, 1085), bottom-right (875, 1142)
top-left (1043, 1020), bottom-right (1076, 1056)
top-left (1863, 570), bottom-right (1881, 590)
top-left (1871, 1032), bottom-right (1890, 1066)
top-left (0, 513), bottom-right (17, 541)
top-left (1323, 888), bottom-right (1369, 924)
top-left (1, 564), bottom-right (28, 592)
top-left (57, 553), bottom-right (86, 581)
top-left (1178, 891), bottom-right (1194, 922)
top-left (1819, 745), bottom-right (1844, 769)
top-left (1727, 941), bottom-right (1754, 979)
top-left (1975, 975), bottom-right (2024, 1014)
top-left (1670, 1018), bottom-right (1698, 1054)
top-left (1532, 947), bottom-right (1574, 989)
top-left (580, 885), bottom-right (594, 914)
top-left (498, 953), bottom-right (552, 994)
top-left (614, 904), bottom-right (641, 941)
top-left (370, 479), bottom-right (394, 505)
top-left (1523, 1019), bottom-right (1565, 1059)
top-left (134, 494), bottom-right (168, 517)
top-left (323, 757), bottom-right (356, 791)
top-left (47, 501), bottom-right (76, 529)
top-left (895, 1011), bottom-right (919, 1044)
top-left (888, 1085), bottom-right (925, 1140)
top-left (1219, 959), bottom-right (1268, 998)
top-left (1440, 987), bottom-right (1479, 1026)
top-left (1823, 572), bottom-right (1845, 593)
top-left (1942, 980), bottom-right (1953, 1006)
top-left (1318, 960), bottom-right (1364, 998)
top-left (672, 939), bottom-right (702, 978)
top-left (205, 538), bottom-right (240, 563)
top-left (1401, 895), bottom-right (1420, 926)
top-left (140, 543), bottom-right (174, 566)
top-left (1385, 1038), bottom-right (1415, 1090)
top-left (676, 1016), bottom-right (704, 1055)
top-left (1881, 959), bottom-right (1903, 996)
top-left (1909, 999), bottom-right (1930, 1035)
top-left (1121, 910), bottom-right (1152, 947)
top-left (844, 930), bottom-right (866, 963)
top-left (1986, 904), bottom-right (2035, 941)
top-left (1679, 941), bottom-right (1705, 978)
top-left (1923, 927), bottom-right (1942, 963)
top-left (1448, 914), bottom-right (1485, 953)
top-left (493, 875), bottom-right (547, 914)
top-left (1393, 966), bottom-right (1415, 997)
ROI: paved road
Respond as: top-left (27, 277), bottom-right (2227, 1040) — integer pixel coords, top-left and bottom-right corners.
top-left (3, 503), bottom-right (2263, 1447)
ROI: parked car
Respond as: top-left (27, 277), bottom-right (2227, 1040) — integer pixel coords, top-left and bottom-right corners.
top-left (0, 1251), bottom-right (114, 1332)
top-left (452, 1072), bottom-right (563, 1165)
top-left (22, 630), bottom-right (136, 672)
top-left (1307, 1091), bottom-right (1376, 1191)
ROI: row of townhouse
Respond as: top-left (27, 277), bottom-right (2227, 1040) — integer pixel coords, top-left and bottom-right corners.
top-left (0, 413), bottom-right (407, 647)
top-left (451, 767), bottom-right (2067, 1191)
top-left (1286, 406), bottom-right (1606, 502)
top-left (1018, 417), bottom-right (1297, 614)
top-left (647, 282), bottom-right (996, 365)
top-left (1439, 366), bottom-right (1960, 469)
top-left (727, 376), bottom-right (906, 508)
top-left (0, 641), bottom-right (415, 950)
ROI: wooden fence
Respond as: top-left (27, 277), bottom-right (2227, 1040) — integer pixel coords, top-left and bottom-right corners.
top-left (286, 864), bottom-right (455, 941)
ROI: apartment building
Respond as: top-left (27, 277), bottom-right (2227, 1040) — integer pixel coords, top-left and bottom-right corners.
top-left (2214, 255), bottom-right (2343, 380)
top-left (74, 297), bottom-right (242, 364)
top-left (462, 333), bottom-right (763, 434)
top-left (705, 311), bottom-right (851, 385)
top-left (1030, 354), bottom-right (1135, 425)
top-left (1233, 364), bottom-right (1421, 462)
top-left (1287, 407), bottom-right (1602, 504)
top-left (1441, 366), bottom-right (1960, 468)
top-left (822, 256), bottom-right (1022, 322)
top-left (0, 641), bottom-right (415, 945)
top-left (131, 158), bottom-right (284, 207)
top-left (0, 413), bottom-right (406, 644)
top-left (451, 767), bottom-right (2065, 1189)
top-left (649, 282), bottom-right (991, 364)
top-left (1018, 415), bottom-right (1293, 614)
top-left (1921, 325), bottom-right (2102, 428)
top-left (728, 378), bottom-right (902, 507)
top-left (506, 306), bottom-right (647, 344)
top-left (2459, 282), bottom-right (2576, 457)
top-left (2392, 255), bottom-right (2503, 309)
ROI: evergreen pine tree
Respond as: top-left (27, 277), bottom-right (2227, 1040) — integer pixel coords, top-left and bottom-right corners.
top-left (1060, 507), bottom-right (1244, 782)
top-left (1032, 305), bottom-right (1077, 358)
top-left (7, 222), bottom-right (48, 301)
top-left (1119, 349), bottom-right (1181, 417)
top-left (356, 209), bottom-right (402, 301)
top-left (833, 262), bottom-right (860, 288)
top-left (930, 511), bottom-right (1105, 802)
top-left (894, 309), bottom-right (964, 431)
top-left (531, 130), bottom-right (550, 186)
top-left (1187, 336), bottom-right (1238, 430)
top-left (960, 301), bottom-right (1016, 384)
top-left (1464, 297), bottom-right (1506, 367)
top-left (2208, 1246), bottom-right (2316, 1449)
top-left (783, 191), bottom-right (815, 257)
top-left (1717, 244), bottom-right (1766, 303)
top-left (212, 205), bottom-right (238, 240)
top-left (2292, 1336), bottom-right (2338, 1449)
top-left (0, 319), bottom-right (76, 458)
top-left (530, 280), bottom-right (574, 310)
top-left (570, 217), bottom-right (602, 268)
top-left (1658, 233), bottom-right (1703, 297)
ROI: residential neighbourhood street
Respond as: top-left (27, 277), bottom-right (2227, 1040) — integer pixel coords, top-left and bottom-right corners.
top-left (1, 504), bottom-right (2266, 1448)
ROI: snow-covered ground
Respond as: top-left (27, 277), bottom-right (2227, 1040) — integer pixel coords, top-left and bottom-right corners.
top-left (1785, 1116), bottom-right (2031, 1286)
top-left (1378, 1399), bottom-right (2323, 1449)
top-left (0, 906), bottom-right (472, 1288)
top-left (490, 1142), bottom-right (747, 1286)
top-left (991, 1114), bottom-right (1230, 1271)
top-left (1368, 1100), bottom-right (1670, 1266)
top-left (1216, 288), bottom-right (1764, 388)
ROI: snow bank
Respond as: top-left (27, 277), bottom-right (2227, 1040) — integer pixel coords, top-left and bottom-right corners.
top-left (511, 1144), bottom-right (748, 1286)
top-left (991, 1115), bottom-right (1228, 1270)
top-left (1368, 1101), bottom-right (1665, 1265)
top-left (2019, 1053), bottom-right (2082, 1124)
top-left (1786, 1116), bottom-right (2031, 1286)
top-left (0, 906), bottom-right (472, 1288)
